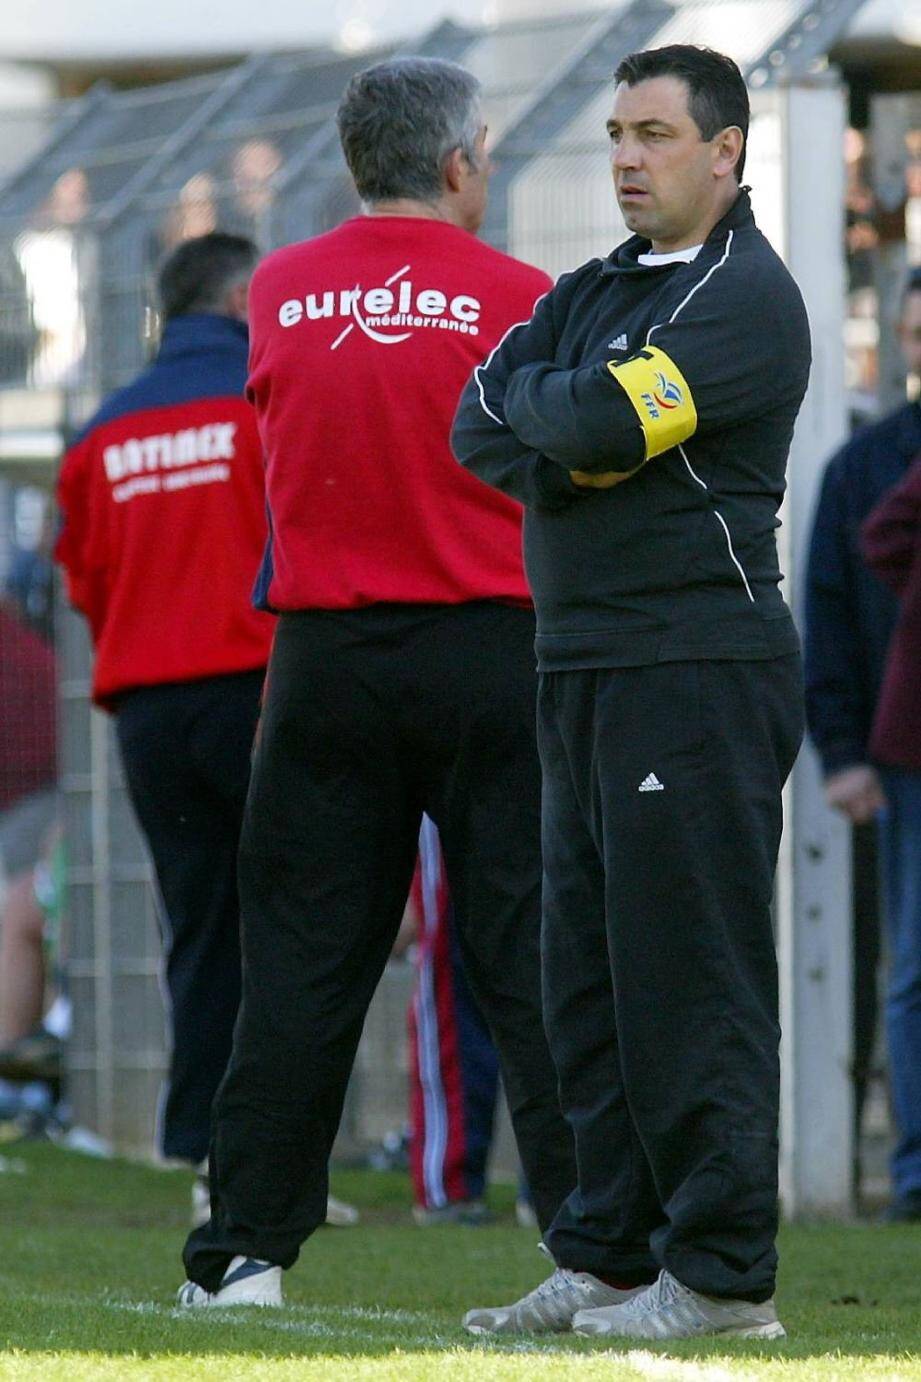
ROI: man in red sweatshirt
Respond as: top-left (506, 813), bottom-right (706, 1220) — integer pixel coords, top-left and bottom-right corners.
top-left (179, 57), bottom-right (575, 1307)
top-left (55, 233), bottom-right (274, 1182)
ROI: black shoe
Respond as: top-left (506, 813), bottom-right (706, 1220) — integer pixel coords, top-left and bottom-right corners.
top-left (412, 1198), bottom-right (495, 1227)
top-left (0, 1029), bottom-right (62, 1084)
top-left (881, 1191), bottom-right (921, 1223)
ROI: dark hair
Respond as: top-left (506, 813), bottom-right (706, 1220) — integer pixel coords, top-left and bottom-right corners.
top-left (157, 231), bottom-right (258, 321)
top-left (614, 45), bottom-right (749, 181)
top-left (337, 57), bottom-right (482, 203)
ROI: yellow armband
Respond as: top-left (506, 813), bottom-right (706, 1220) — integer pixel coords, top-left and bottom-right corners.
top-left (606, 346), bottom-right (697, 461)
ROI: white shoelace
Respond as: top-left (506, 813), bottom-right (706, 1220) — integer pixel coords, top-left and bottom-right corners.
top-left (624, 1270), bottom-right (682, 1317)
top-left (527, 1268), bottom-right (582, 1302)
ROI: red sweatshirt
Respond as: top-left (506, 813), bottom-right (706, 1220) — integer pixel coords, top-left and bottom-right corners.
top-left (56, 314), bottom-right (274, 706)
top-left (247, 217), bottom-right (550, 611)
top-left (0, 607), bottom-right (56, 813)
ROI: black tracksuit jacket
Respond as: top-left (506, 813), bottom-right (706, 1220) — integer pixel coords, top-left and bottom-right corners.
top-left (452, 191), bottom-right (811, 670)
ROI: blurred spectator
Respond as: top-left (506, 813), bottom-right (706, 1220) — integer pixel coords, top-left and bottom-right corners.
top-left (0, 828), bottom-right (67, 1095)
top-left (407, 815), bottom-right (499, 1226)
top-left (861, 452), bottom-right (921, 1222)
top-left (0, 600), bottom-right (58, 1049)
top-left (232, 138), bottom-right (282, 230)
top-left (844, 128), bottom-right (878, 295)
top-left (161, 173), bottom-right (219, 249)
top-left (4, 487), bottom-right (55, 641)
top-left (805, 266), bottom-right (921, 1194)
top-left (14, 167), bottom-right (89, 388)
top-left (406, 816), bottom-right (536, 1229)
top-left (0, 241), bottom-right (38, 384)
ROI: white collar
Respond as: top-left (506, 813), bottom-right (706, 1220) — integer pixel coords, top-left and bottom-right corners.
top-left (636, 243), bottom-right (704, 267)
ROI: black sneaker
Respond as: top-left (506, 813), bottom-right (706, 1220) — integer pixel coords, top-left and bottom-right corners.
top-left (412, 1198), bottom-right (494, 1227)
top-left (882, 1191), bottom-right (921, 1223)
top-left (0, 1029), bottom-right (62, 1084)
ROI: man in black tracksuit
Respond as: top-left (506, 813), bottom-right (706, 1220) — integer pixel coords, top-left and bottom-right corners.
top-left (454, 46), bottom-right (810, 1341)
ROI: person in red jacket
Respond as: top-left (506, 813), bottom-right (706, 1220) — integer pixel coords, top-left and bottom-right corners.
top-left (861, 451), bottom-right (921, 1221)
top-left (179, 56), bottom-right (575, 1308)
top-left (55, 233), bottom-right (274, 1175)
top-left (0, 600), bottom-right (58, 1050)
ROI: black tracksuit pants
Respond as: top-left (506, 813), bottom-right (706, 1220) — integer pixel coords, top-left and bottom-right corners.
top-left (539, 655), bottom-right (803, 1303)
top-left (115, 669), bottom-right (264, 1164)
top-left (184, 602), bottom-right (575, 1290)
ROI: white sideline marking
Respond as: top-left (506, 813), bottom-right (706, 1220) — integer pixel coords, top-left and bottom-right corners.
top-left (614, 1351), bottom-right (752, 1381)
top-left (46, 1294), bottom-right (776, 1371)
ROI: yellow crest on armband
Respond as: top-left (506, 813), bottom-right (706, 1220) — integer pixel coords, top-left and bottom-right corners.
top-left (606, 346), bottom-right (697, 460)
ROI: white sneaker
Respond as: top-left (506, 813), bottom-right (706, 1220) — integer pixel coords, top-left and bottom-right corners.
top-left (463, 1268), bottom-right (644, 1335)
top-left (325, 1194), bottom-right (360, 1227)
top-left (515, 1198), bottom-right (538, 1229)
top-left (177, 1255), bottom-right (283, 1308)
top-left (573, 1268), bottom-right (785, 1340)
top-left (190, 1172), bottom-right (210, 1228)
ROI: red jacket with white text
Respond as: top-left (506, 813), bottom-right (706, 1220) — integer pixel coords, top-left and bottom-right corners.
top-left (246, 216), bottom-right (550, 611)
top-left (56, 313), bottom-right (274, 705)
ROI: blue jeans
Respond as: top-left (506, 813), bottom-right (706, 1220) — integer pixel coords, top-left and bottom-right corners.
top-left (879, 768), bottom-right (921, 1200)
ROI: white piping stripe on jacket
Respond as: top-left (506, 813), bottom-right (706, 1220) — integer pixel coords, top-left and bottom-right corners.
top-left (414, 813), bottom-right (449, 1208)
top-left (679, 443), bottom-right (755, 602)
top-left (647, 230), bottom-right (755, 604)
top-left (474, 292), bottom-right (549, 426)
top-left (647, 230), bottom-right (735, 342)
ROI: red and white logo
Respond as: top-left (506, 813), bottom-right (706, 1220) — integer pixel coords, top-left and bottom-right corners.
top-left (277, 264), bottom-right (482, 349)
top-left (102, 422), bottom-right (237, 504)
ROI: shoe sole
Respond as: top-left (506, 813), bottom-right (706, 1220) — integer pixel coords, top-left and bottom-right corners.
top-left (728, 1321), bottom-right (786, 1339)
top-left (211, 1295), bottom-right (282, 1307)
top-left (574, 1319), bottom-right (786, 1340)
top-left (195, 1291), bottom-right (283, 1308)
top-left (464, 1323), bottom-right (566, 1336)
top-left (222, 1287), bottom-right (282, 1306)
top-left (464, 1315), bottom-right (569, 1336)
top-left (178, 1280), bottom-right (283, 1308)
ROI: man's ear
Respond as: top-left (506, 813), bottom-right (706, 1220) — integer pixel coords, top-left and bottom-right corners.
top-left (443, 146), bottom-right (465, 194)
top-left (713, 126), bottom-right (744, 180)
top-left (225, 278), bottom-right (250, 323)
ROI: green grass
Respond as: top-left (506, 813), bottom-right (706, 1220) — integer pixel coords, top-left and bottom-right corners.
top-left (0, 1140), bottom-right (919, 1378)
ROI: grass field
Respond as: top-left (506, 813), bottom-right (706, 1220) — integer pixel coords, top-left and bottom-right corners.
top-left (0, 1140), bottom-right (919, 1379)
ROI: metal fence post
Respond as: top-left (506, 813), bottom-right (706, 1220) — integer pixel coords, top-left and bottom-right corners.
top-left (777, 78), bottom-right (854, 1217)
